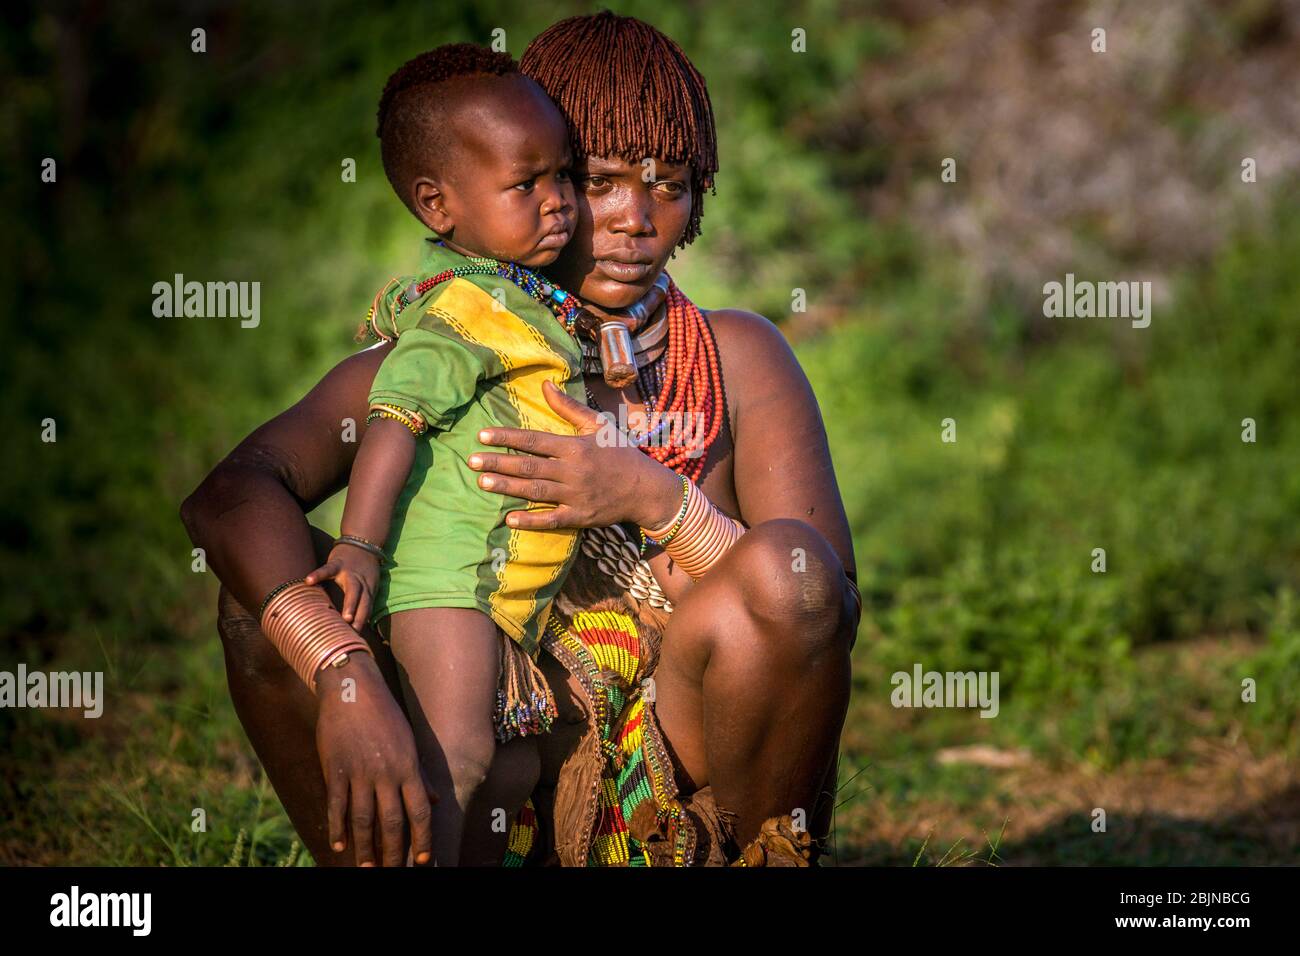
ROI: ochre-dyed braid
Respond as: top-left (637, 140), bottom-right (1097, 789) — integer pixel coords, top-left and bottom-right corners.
top-left (646, 280), bottom-right (724, 482)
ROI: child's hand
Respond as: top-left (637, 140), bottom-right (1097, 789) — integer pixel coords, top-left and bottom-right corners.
top-left (305, 544), bottom-right (380, 630)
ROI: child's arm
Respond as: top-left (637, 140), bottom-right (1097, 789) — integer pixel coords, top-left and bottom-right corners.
top-left (309, 283), bottom-right (490, 626)
top-left (305, 417), bottom-right (415, 629)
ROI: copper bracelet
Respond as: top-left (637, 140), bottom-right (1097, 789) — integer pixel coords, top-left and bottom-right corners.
top-left (259, 581), bottom-right (374, 693)
top-left (642, 477), bottom-right (746, 580)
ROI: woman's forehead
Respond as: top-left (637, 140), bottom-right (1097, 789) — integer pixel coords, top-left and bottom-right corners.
top-left (580, 153), bottom-right (691, 175)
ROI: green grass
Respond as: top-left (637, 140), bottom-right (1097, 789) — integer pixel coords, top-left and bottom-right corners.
top-left (2, 0), bottom-right (1297, 865)
top-left (0, 625), bottom-right (308, 866)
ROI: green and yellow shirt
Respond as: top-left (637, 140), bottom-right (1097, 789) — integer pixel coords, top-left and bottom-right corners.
top-left (366, 241), bottom-right (586, 657)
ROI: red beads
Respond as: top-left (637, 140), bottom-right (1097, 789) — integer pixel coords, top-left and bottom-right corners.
top-left (644, 280), bottom-right (724, 482)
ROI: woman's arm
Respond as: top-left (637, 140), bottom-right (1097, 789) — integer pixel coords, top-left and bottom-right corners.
top-left (181, 342), bottom-right (439, 867)
top-left (180, 344), bottom-right (392, 614)
top-left (703, 308), bottom-right (857, 581)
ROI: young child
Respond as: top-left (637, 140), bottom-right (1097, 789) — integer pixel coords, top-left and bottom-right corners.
top-left (304, 44), bottom-right (587, 865)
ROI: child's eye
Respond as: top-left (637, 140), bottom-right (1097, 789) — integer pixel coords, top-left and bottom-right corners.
top-left (514, 179), bottom-right (535, 192)
top-left (557, 169), bottom-right (571, 182)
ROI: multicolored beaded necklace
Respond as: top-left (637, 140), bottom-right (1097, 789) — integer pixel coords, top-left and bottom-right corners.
top-left (363, 244), bottom-right (582, 343)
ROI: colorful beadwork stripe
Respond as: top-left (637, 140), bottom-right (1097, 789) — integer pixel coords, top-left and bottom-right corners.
top-left (499, 607), bottom-right (694, 866)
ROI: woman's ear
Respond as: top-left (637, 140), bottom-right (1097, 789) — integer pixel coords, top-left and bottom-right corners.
top-left (412, 177), bottom-right (453, 235)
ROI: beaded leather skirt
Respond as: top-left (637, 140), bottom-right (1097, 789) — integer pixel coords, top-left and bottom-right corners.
top-left (503, 524), bottom-right (742, 866)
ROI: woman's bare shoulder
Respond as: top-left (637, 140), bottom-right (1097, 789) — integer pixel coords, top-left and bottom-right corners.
top-left (705, 306), bottom-right (781, 338)
top-left (249, 341), bottom-right (396, 446)
top-left (703, 306), bottom-right (822, 442)
top-left (706, 306), bottom-right (801, 360)
top-left (705, 307), bottom-right (806, 391)
top-left (299, 341), bottom-right (395, 406)
top-left (337, 340), bottom-right (395, 379)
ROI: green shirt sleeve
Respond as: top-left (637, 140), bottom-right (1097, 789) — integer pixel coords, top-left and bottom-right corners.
top-left (368, 326), bottom-right (485, 430)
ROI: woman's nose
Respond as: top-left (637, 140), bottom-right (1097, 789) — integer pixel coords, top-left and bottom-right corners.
top-left (609, 196), bottom-right (653, 235)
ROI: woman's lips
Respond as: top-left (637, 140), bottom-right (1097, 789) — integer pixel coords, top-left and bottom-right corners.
top-left (593, 258), bottom-right (653, 282)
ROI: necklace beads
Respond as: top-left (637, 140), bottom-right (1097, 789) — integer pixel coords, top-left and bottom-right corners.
top-left (581, 280), bottom-right (724, 484)
top-left (369, 247), bottom-right (582, 342)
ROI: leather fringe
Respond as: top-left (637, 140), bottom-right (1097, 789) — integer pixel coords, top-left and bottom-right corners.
top-left (494, 631), bottom-right (558, 743)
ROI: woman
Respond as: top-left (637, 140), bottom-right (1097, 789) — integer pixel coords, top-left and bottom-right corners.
top-left (181, 12), bottom-right (858, 867)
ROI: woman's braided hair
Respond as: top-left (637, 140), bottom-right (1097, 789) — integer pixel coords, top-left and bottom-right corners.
top-left (521, 12), bottom-right (718, 246)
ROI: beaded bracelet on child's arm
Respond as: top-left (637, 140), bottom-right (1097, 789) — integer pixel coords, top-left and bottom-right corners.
top-left (366, 402), bottom-right (428, 437)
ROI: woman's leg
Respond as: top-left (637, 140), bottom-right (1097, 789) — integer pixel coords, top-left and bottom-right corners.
top-left (386, 607), bottom-right (510, 866)
top-left (217, 528), bottom-right (534, 866)
top-left (216, 584), bottom-right (400, 866)
top-left (651, 518), bottom-right (855, 851)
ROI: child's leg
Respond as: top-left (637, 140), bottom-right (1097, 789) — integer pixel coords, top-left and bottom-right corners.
top-left (461, 735), bottom-right (541, 865)
top-left (387, 606), bottom-right (502, 866)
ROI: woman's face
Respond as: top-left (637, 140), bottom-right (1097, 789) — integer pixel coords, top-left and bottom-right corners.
top-left (543, 154), bottom-right (693, 309)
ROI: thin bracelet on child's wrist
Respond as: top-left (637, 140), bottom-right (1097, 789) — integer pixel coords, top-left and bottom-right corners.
top-left (335, 533), bottom-right (389, 564)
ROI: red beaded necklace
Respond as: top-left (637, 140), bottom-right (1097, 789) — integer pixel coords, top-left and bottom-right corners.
top-left (624, 279), bottom-right (725, 483)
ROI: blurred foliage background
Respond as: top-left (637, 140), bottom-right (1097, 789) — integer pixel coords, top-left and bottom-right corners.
top-left (2, 0), bottom-right (1298, 865)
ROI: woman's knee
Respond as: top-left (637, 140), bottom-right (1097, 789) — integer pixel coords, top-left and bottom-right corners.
top-left (723, 518), bottom-right (853, 652)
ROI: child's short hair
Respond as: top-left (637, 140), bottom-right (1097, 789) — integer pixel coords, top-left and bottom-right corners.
top-left (376, 43), bottom-right (519, 214)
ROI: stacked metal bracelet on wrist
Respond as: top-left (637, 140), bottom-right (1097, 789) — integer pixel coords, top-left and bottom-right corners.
top-left (258, 577), bottom-right (303, 618)
top-left (258, 581), bottom-right (373, 693)
top-left (639, 473), bottom-right (746, 580)
top-left (646, 474), bottom-right (692, 547)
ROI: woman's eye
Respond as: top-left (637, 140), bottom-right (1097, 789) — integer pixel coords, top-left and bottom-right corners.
top-left (581, 175), bottom-right (609, 189)
top-left (655, 180), bottom-right (686, 196)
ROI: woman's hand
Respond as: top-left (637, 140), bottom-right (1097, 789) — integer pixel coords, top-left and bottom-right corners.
top-left (315, 654), bottom-right (438, 867)
top-left (468, 379), bottom-right (683, 532)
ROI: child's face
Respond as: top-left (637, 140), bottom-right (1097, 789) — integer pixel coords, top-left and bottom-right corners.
top-left (416, 76), bottom-right (576, 269)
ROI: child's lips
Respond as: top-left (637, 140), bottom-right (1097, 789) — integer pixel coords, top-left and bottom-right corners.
top-left (536, 223), bottom-right (572, 250)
